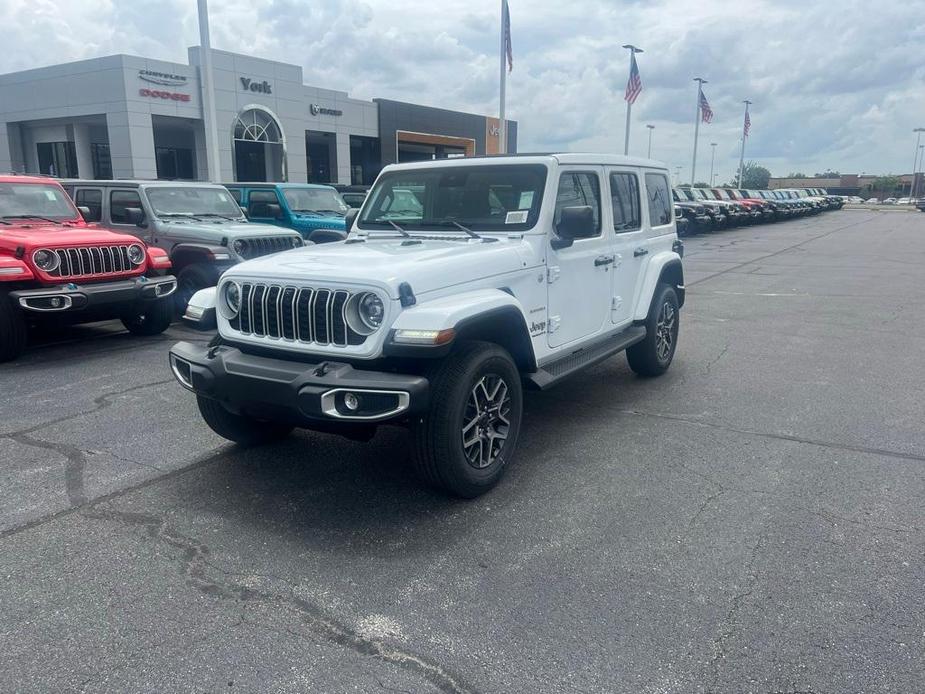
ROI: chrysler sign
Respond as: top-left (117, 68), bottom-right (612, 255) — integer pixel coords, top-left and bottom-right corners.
top-left (138, 69), bottom-right (188, 87)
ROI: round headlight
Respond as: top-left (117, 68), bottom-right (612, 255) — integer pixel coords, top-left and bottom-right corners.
top-left (358, 292), bottom-right (384, 330)
top-left (232, 239), bottom-right (247, 256)
top-left (221, 281), bottom-right (241, 319)
top-left (127, 244), bottom-right (145, 266)
top-left (32, 248), bottom-right (60, 272)
top-left (291, 236), bottom-right (303, 247)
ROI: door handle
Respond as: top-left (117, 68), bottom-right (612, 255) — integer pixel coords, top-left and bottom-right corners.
top-left (594, 255), bottom-right (615, 267)
top-left (634, 247), bottom-right (649, 257)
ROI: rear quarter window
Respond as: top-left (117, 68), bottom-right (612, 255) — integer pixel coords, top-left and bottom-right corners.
top-left (644, 173), bottom-right (673, 227)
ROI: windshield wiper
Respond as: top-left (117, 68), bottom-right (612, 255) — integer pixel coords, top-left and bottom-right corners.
top-left (1, 214), bottom-right (61, 225)
top-left (293, 210), bottom-right (323, 217)
top-left (196, 213), bottom-right (238, 221)
top-left (386, 220), bottom-right (410, 238)
top-left (445, 220), bottom-right (481, 240)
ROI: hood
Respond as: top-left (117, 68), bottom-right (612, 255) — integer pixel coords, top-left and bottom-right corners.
top-left (223, 235), bottom-right (529, 298)
top-left (160, 219), bottom-right (300, 239)
top-left (0, 225), bottom-right (143, 252)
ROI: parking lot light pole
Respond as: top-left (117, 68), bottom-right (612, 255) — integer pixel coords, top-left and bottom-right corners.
top-left (912, 129), bottom-right (925, 197)
top-left (691, 78), bottom-right (707, 185)
top-left (622, 45), bottom-right (643, 156)
top-left (646, 125), bottom-right (655, 158)
top-left (709, 143), bottom-right (717, 186)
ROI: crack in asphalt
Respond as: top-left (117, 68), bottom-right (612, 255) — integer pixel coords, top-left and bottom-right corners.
top-left (83, 503), bottom-right (478, 694)
top-left (0, 379), bottom-right (174, 507)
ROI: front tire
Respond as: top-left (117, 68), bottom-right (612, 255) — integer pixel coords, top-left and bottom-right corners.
top-left (627, 284), bottom-right (680, 377)
top-left (0, 293), bottom-right (27, 362)
top-left (122, 297), bottom-right (173, 336)
top-left (175, 263), bottom-right (218, 315)
top-left (196, 396), bottom-right (294, 446)
top-left (411, 341), bottom-right (523, 498)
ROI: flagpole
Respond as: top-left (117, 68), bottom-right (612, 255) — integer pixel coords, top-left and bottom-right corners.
top-left (622, 45), bottom-right (643, 156)
top-left (691, 77), bottom-right (707, 185)
top-left (737, 100), bottom-right (752, 188)
top-left (499, 0), bottom-right (508, 154)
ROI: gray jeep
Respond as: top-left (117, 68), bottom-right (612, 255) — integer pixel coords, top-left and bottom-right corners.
top-left (60, 180), bottom-right (304, 311)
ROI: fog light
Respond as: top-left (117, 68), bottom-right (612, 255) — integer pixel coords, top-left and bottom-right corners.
top-left (344, 392), bottom-right (360, 411)
top-left (50, 297), bottom-right (63, 308)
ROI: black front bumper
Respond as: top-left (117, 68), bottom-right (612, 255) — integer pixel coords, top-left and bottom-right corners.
top-left (11, 275), bottom-right (176, 314)
top-left (169, 341), bottom-right (430, 425)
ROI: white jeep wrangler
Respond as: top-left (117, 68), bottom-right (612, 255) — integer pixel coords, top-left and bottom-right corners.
top-left (169, 154), bottom-right (684, 497)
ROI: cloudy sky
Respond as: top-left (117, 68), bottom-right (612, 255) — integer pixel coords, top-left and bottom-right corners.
top-left (4, 0), bottom-right (925, 181)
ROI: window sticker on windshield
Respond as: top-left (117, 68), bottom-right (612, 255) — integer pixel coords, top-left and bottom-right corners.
top-left (505, 210), bottom-right (529, 224)
top-left (45, 190), bottom-right (57, 200)
top-left (519, 191), bottom-right (534, 208)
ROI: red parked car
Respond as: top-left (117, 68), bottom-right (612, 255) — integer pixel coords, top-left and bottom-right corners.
top-left (0, 175), bottom-right (176, 362)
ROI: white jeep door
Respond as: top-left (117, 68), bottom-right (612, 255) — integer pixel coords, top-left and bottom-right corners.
top-left (606, 168), bottom-right (648, 327)
top-left (546, 168), bottom-right (613, 349)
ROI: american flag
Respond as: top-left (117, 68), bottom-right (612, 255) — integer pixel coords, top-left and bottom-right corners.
top-left (625, 53), bottom-right (642, 105)
top-left (699, 87), bottom-right (714, 123)
top-left (503, 0), bottom-right (513, 73)
top-left (744, 109), bottom-right (751, 137)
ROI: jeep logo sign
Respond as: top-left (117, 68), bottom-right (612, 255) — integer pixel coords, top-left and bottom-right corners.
top-left (240, 77), bottom-right (272, 94)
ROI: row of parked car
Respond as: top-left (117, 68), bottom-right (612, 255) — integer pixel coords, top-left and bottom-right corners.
top-left (672, 186), bottom-right (844, 235)
top-left (0, 175), bottom-right (371, 361)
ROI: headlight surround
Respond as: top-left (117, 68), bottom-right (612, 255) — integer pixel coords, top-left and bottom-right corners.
top-left (345, 291), bottom-right (385, 335)
top-left (290, 236), bottom-right (303, 247)
top-left (232, 239), bottom-right (247, 256)
top-left (127, 244), bottom-right (145, 266)
top-left (32, 248), bottom-right (60, 272)
top-left (220, 280), bottom-right (241, 319)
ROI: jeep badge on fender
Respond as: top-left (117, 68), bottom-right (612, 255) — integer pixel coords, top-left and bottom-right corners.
top-left (169, 154), bottom-right (685, 498)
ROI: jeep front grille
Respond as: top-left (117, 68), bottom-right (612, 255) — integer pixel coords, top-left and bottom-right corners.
top-left (48, 245), bottom-right (137, 278)
top-left (239, 236), bottom-right (295, 260)
top-left (230, 282), bottom-right (365, 347)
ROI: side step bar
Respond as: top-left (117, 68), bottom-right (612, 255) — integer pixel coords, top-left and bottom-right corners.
top-left (524, 326), bottom-right (647, 390)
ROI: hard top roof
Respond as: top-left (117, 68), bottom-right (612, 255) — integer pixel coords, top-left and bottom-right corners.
top-left (383, 153), bottom-right (669, 173)
top-left (220, 182), bottom-right (338, 190)
top-left (57, 179), bottom-right (228, 189)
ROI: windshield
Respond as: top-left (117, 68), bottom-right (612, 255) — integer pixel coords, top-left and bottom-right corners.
top-left (0, 182), bottom-right (80, 221)
top-left (727, 189), bottom-right (743, 200)
top-left (713, 189), bottom-right (730, 200)
top-left (359, 164), bottom-right (547, 232)
top-left (675, 189), bottom-right (695, 202)
top-left (747, 190), bottom-right (763, 198)
top-left (146, 187), bottom-right (243, 218)
top-left (283, 187), bottom-right (348, 216)
top-left (690, 189), bottom-right (710, 201)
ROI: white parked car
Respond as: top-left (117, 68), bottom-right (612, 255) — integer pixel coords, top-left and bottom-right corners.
top-left (170, 154), bottom-right (685, 497)
top-left (883, 198), bottom-right (897, 205)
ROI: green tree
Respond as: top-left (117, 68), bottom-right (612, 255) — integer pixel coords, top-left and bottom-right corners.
top-left (693, 181), bottom-right (711, 188)
top-left (814, 170), bottom-right (840, 178)
top-left (740, 161), bottom-right (771, 188)
top-left (788, 172), bottom-right (808, 178)
top-left (871, 175), bottom-right (900, 195)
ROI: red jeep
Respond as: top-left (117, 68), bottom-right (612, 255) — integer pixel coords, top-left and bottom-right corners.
top-left (0, 175), bottom-right (176, 362)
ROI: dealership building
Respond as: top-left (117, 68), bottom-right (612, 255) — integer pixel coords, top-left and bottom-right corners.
top-left (0, 47), bottom-right (517, 185)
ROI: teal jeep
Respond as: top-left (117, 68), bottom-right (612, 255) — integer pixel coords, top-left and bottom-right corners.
top-left (224, 183), bottom-right (349, 243)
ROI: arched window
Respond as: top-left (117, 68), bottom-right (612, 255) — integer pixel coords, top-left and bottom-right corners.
top-left (233, 108), bottom-right (282, 144)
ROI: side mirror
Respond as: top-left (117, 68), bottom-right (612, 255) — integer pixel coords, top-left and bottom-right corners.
top-left (77, 205), bottom-right (91, 219)
top-left (125, 207), bottom-right (146, 227)
top-left (552, 205), bottom-right (595, 250)
top-left (265, 203), bottom-right (283, 220)
top-left (344, 207), bottom-right (359, 233)
top-left (239, 205), bottom-right (249, 219)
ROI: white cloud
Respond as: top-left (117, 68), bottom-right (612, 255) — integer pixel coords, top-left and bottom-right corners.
top-left (1, 0), bottom-right (923, 177)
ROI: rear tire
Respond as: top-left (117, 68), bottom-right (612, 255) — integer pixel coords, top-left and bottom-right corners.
top-left (0, 293), bottom-right (27, 362)
top-left (627, 284), bottom-right (680, 378)
top-left (122, 297), bottom-right (173, 336)
top-left (196, 396), bottom-right (294, 446)
top-left (175, 263), bottom-right (218, 315)
top-left (411, 341), bottom-right (523, 498)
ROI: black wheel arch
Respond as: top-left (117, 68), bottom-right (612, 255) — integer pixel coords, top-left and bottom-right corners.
top-left (169, 243), bottom-right (231, 272)
top-left (658, 260), bottom-right (685, 308)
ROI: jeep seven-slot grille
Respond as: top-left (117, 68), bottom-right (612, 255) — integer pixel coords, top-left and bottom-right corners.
top-left (48, 245), bottom-right (137, 278)
top-left (239, 236), bottom-right (295, 260)
top-left (231, 283), bottom-right (364, 347)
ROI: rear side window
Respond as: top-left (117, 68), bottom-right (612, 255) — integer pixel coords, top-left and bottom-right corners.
top-left (75, 189), bottom-right (102, 222)
top-left (554, 172), bottom-right (601, 235)
top-left (609, 172), bottom-right (641, 232)
top-left (110, 190), bottom-right (142, 224)
top-left (644, 173), bottom-right (672, 226)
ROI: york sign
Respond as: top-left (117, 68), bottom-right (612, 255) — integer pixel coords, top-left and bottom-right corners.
top-left (240, 77), bottom-right (272, 94)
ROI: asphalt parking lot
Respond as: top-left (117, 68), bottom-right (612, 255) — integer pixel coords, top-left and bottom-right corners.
top-left (2, 209), bottom-right (924, 693)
